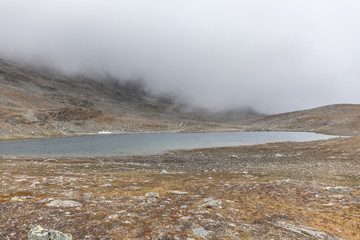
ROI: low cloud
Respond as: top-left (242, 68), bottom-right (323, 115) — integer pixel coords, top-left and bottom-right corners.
top-left (1, 0), bottom-right (360, 113)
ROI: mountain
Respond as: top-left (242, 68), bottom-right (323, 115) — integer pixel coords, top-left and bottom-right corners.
top-left (1, 58), bottom-right (358, 140)
top-left (0, 59), bottom-right (252, 140)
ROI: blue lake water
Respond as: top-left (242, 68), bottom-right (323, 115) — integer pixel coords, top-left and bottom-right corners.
top-left (0, 132), bottom-right (336, 157)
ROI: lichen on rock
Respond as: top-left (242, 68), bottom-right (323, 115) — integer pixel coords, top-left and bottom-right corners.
top-left (28, 226), bottom-right (72, 240)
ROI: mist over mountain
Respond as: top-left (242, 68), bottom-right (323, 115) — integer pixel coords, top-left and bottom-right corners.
top-left (1, 1), bottom-right (360, 113)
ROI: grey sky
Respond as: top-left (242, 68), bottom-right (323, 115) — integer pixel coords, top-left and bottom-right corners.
top-left (1, 0), bottom-right (360, 113)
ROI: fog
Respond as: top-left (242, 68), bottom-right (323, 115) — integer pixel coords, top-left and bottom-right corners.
top-left (1, 0), bottom-right (360, 114)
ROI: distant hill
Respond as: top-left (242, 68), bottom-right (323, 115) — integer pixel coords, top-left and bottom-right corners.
top-left (245, 104), bottom-right (360, 136)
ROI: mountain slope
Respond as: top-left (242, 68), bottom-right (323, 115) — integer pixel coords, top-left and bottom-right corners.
top-left (246, 104), bottom-right (360, 136)
top-left (0, 59), bottom-right (248, 140)
top-left (1, 58), bottom-right (359, 140)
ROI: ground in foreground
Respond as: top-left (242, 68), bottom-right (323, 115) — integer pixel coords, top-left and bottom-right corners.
top-left (1, 137), bottom-right (360, 239)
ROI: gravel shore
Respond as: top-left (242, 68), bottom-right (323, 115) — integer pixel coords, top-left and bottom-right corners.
top-left (1, 137), bottom-right (360, 239)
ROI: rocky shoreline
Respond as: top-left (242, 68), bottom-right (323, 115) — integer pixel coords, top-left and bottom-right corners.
top-left (1, 137), bottom-right (360, 239)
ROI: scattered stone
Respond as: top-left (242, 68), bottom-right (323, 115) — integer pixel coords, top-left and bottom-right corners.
top-left (30, 182), bottom-right (40, 188)
top-left (270, 221), bottom-right (344, 240)
top-left (100, 184), bottom-right (111, 187)
top-left (193, 227), bottom-right (212, 238)
top-left (47, 200), bottom-right (82, 208)
top-left (133, 196), bottom-right (145, 200)
top-left (11, 195), bottom-right (35, 201)
top-left (324, 186), bottom-right (351, 194)
top-left (168, 190), bottom-right (188, 195)
top-left (330, 194), bottom-right (345, 199)
top-left (145, 192), bottom-right (159, 198)
top-left (44, 159), bottom-right (58, 162)
top-left (28, 225), bottom-right (72, 240)
top-left (200, 198), bottom-right (222, 209)
top-left (180, 216), bottom-right (191, 221)
top-left (124, 186), bottom-right (142, 190)
top-left (64, 192), bottom-right (74, 197)
top-left (283, 179), bottom-right (298, 183)
top-left (38, 198), bottom-right (54, 203)
top-left (161, 170), bottom-right (169, 174)
top-left (147, 198), bottom-right (158, 204)
top-left (108, 214), bottom-right (118, 220)
top-left (83, 193), bottom-right (93, 198)
top-left (11, 197), bottom-right (22, 201)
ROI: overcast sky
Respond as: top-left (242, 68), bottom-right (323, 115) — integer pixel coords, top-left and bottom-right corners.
top-left (1, 0), bottom-right (360, 114)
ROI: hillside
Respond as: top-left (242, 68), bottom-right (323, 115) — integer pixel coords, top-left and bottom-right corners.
top-left (1, 58), bottom-right (359, 140)
top-left (0, 59), bottom-right (250, 140)
top-left (245, 104), bottom-right (360, 136)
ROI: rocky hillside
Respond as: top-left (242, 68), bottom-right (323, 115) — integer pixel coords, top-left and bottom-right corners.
top-left (0, 59), bottom-right (251, 140)
top-left (1, 58), bottom-right (359, 140)
top-left (245, 104), bottom-right (360, 136)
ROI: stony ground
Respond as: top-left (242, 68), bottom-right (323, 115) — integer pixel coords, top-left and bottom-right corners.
top-left (1, 137), bottom-right (360, 239)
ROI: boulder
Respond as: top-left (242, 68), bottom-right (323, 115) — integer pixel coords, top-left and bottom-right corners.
top-left (28, 226), bottom-right (72, 240)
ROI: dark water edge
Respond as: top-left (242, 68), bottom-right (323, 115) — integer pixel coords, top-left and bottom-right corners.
top-left (0, 131), bottom-right (337, 157)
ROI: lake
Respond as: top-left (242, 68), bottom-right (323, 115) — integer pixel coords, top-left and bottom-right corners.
top-left (0, 131), bottom-right (337, 157)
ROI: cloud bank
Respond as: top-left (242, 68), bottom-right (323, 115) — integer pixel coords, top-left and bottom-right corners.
top-left (1, 0), bottom-right (360, 113)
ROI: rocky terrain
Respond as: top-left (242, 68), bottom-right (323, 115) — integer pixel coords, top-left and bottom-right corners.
top-left (1, 137), bottom-right (360, 239)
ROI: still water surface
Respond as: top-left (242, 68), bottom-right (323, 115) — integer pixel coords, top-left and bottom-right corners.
top-left (0, 132), bottom-right (335, 157)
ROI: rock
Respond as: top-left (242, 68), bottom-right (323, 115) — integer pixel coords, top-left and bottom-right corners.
top-left (145, 192), bottom-right (159, 198)
top-left (200, 198), bottom-right (222, 209)
top-left (28, 225), bottom-right (72, 240)
top-left (324, 186), bottom-right (351, 194)
top-left (44, 159), bottom-right (58, 162)
top-left (30, 182), bottom-right (40, 188)
top-left (168, 190), bottom-right (188, 195)
top-left (11, 195), bottom-right (35, 201)
top-left (230, 155), bottom-right (239, 159)
top-left (147, 198), bottom-right (158, 204)
top-left (64, 192), bottom-right (74, 197)
top-left (11, 197), bottom-right (22, 201)
top-left (108, 214), bottom-right (118, 220)
top-left (193, 227), bottom-right (212, 238)
top-left (133, 196), bottom-right (145, 200)
top-left (83, 193), bottom-right (93, 198)
top-left (283, 179), bottom-right (298, 183)
top-left (270, 221), bottom-right (344, 240)
top-left (124, 186), bottom-right (143, 190)
top-left (161, 170), bottom-right (169, 174)
top-left (47, 200), bottom-right (82, 208)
